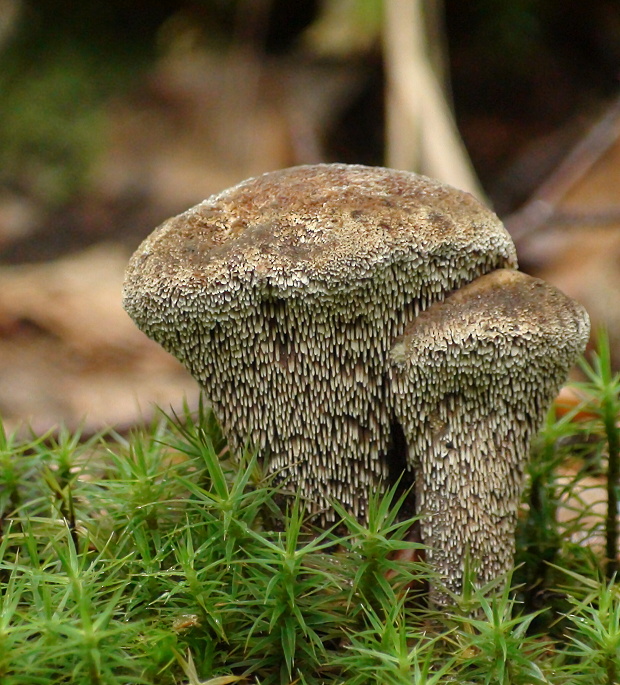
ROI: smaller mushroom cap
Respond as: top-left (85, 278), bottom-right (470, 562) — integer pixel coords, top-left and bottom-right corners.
top-left (392, 269), bottom-right (589, 372)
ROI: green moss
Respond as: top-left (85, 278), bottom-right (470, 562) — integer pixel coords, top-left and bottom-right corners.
top-left (1, 338), bottom-right (619, 683)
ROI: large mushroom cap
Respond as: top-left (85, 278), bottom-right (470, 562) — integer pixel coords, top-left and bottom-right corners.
top-left (123, 163), bottom-right (517, 331)
top-left (123, 163), bottom-right (518, 522)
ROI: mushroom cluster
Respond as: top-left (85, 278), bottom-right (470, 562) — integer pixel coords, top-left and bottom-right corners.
top-left (123, 163), bottom-right (589, 598)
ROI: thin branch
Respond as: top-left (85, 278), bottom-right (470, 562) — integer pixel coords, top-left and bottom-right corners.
top-left (383, 0), bottom-right (484, 200)
top-left (506, 95), bottom-right (620, 243)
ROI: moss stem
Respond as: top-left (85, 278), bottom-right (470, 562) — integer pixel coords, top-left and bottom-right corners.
top-left (604, 403), bottom-right (619, 579)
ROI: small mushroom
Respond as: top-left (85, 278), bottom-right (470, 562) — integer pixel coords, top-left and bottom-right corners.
top-left (123, 163), bottom-right (517, 522)
top-left (390, 269), bottom-right (590, 601)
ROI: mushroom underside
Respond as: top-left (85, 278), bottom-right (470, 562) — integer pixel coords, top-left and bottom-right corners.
top-left (128, 252), bottom-right (514, 523)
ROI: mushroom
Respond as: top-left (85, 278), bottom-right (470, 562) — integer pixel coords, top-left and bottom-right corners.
top-left (390, 269), bottom-right (590, 601)
top-left (122, 163), bottom-right (517, 523)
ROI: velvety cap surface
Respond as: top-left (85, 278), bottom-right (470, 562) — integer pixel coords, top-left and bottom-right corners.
top-left (123, 164), bottom-right (517, 328)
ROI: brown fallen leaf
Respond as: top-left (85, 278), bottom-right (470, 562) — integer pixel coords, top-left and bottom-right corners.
top-left (0, 243), bottom-right (197, 434)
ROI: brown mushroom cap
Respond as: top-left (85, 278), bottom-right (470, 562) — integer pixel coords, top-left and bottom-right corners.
top-left (124, 164), bottom-right (516, 325)
top-left (123, 163), bottom-right (517, 521)
top-left (391, 269), bottom-right (590, 601)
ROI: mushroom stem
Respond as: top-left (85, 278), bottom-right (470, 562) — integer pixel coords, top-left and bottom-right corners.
top-left (391, 269), bottom-right (590, 603)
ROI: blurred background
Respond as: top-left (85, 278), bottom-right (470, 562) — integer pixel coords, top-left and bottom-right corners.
top-left (1, 0), bottom-right (619, 434)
